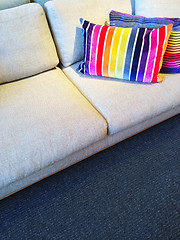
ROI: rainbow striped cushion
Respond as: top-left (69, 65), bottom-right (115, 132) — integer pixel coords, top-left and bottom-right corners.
top-left (109, 11), bottom-right (180, 74)
top-left (79, 19), bottom-right (172, 83)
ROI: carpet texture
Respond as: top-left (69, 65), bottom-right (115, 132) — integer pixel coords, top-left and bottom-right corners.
top-left (0, 114), bottom-right (180, 240)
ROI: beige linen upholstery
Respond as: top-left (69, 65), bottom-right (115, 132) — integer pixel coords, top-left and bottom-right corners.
top-left (0, 0), bottom-right (29, 10)
top-left (63, 62), bottom-right (180, 135)
top-left (1, 106), bottom-right (179, 199)
top-left (45, 0), bottom-right (132, 67)
top-left (135, 0), bottom-right (180, 18)
top-left (0, 3), bottom-right (59, 84)
top-left (0, 68), bottom-right (107, 189)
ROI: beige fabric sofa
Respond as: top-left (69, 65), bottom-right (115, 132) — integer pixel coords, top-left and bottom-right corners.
top-left (0, 0), bottom-right (179, 199)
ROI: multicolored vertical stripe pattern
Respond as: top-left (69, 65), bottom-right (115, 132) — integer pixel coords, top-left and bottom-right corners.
top-left (79, 19), bottom-right (172, 83)
top-left (109, 11), bottom-right (180, 74)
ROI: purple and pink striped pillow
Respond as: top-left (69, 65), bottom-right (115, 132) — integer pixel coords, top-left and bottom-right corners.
top-left (79, 19), bottom-right (172, 83)
top-left (109, 11), bottom-right (180, 74)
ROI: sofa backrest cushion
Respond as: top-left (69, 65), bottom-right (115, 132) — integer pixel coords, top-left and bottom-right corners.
top-left (45, 0), bottom-right (132, 67)
top-left (0, 0), bottom-right (29, 10)
top-left (0, 3), bottom-right (59, 84)
top-left (135, 0), bottom-right (180, 18)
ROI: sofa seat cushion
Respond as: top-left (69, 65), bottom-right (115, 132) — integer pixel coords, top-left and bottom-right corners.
top-left (0, 3), bottom-right (59, 84)
top-left (63, 62), bottom-right (180, 135)
top-left (0, 68), bottom-right (107, 189)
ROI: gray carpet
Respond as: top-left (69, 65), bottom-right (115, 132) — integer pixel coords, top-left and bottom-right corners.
top-left (0, 114), bottom-right (180, 240)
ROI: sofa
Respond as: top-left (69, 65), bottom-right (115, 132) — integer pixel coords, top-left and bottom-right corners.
top-left (0, 0), bottom-right (179, 199)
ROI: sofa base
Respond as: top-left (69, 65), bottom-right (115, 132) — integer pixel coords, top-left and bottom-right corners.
top-left (1, 107), bottom-right (179, 200)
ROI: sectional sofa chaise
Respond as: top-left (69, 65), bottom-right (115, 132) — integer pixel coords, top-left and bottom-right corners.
top-left (0, 0), bottom-right (179, 199)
